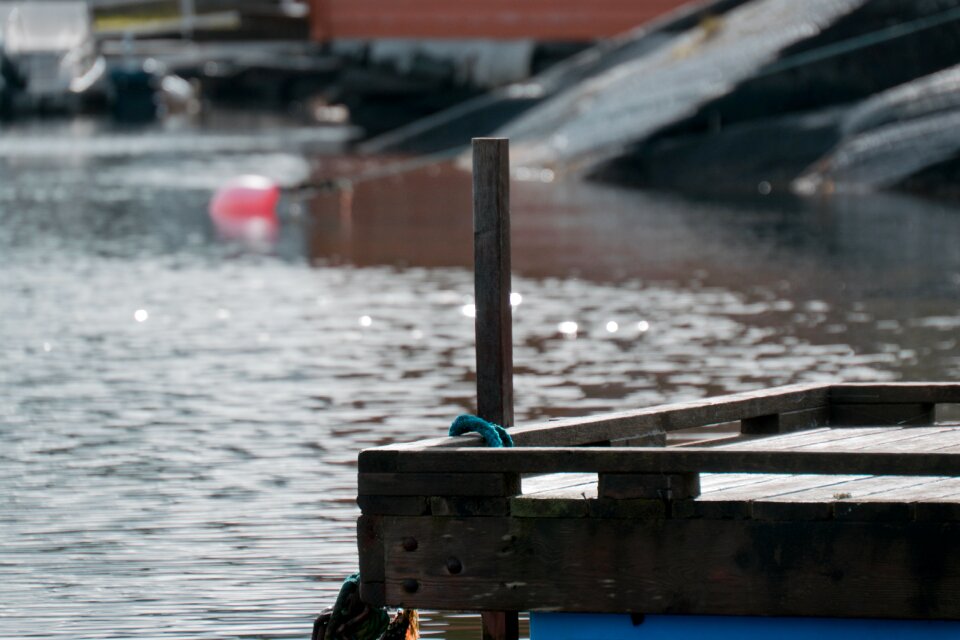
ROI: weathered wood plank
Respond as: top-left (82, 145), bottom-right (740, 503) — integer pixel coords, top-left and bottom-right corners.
top-left (913, 430), bottom-right (960, 452)
top-left (699, 472), bottom-right (777, 493)
top-left (749, 476), bottom-right (933, 522)
top-left (357, 495), bottom-right (429, 516)
top-left (792, 426), bottom-right (952, 451)
top-left (429, 496), bottom-right (511, 517)
top-left (381, 516), bottom-right (960, 618)
top-left (388, 446), bottom-right (960, 477)
top-left (358, 472), bottom-right (521, 497)
top-left (693, 466), bottom-right (960, 521)
top-left (521, 473), bottom-right (597, 496)
top-left (698, 473), bottom-right (867, 503)
top-left (512, 485), bottom-right (595, 518)
top-left (833, 500), bottom-right (913, 522)
top-left (504, 384), bottom-right (830, 446)
top-left (831, 403), bottom-right (935, 426)
top-left (379, 435), bottom-right (488, 451)
top-left (740, 413), bottom-right (780, 435)
top-left (360, 448), bottom-right (400, 472)
top-left (761, 475), bottom-right (932, 504)
top-left (748, 500), bottom-right (835, 521)
top-left (611, 429), bottom-right (667, 447)
top-left (670, 497), bottom-right (753, 520)
top-left (849, 477), bottom-right (960, 502)
top-left (598, 472), bottom-right (700, 500)
top-left (715, 427), bottom-right (955, 463)
top-left (831, 383), bottom-right (960, 404)
top-left (780, 405), bottom-right (831, 431)
top-left (839, 478), bottom-right (960, 522)
top-left (741, 406), bottom-right (830, 435)
top-left (685, 473), bottom-right (865, 520)
top-left (670, 429), bottom-right (741, 447)
top-left (510, 490), bottom-right (666, 519)
top-left (716, 427), bottom-right (882, 451)
top-left (357, 515), bottom-right (385, 590)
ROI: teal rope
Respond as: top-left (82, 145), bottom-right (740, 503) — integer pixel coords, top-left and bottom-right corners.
top-left (324, 573), bottom-right (389, 640)
top-left (448, 414), bottom-right (514, 448)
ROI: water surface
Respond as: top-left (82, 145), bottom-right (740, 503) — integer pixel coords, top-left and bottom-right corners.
top-left (2, 117), bottom-right (960, 639)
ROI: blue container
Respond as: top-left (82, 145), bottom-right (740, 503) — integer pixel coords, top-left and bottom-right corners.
top-left (108, 67), bottom-right (157, 123)
top-left (530, 613), bottom-right (960, 639)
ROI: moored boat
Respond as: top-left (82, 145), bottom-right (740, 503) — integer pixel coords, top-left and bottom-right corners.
top-left (1, 1), bottom-right (106, 111)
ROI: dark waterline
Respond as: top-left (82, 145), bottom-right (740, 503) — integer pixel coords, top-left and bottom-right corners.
top-left (2, 118), bottom-right (959, 639)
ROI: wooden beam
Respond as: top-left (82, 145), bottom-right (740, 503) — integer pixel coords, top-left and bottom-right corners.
top-left (741, 405), bottom-right (831, 435)
top-left (831, 383), bottom-right (960, 404)
top-left (381, 515), bottom-right (960, 619)
top-left (357, 515), bottom-right (386, 605)
top-left (598, 472), bottom-right (700, 499)
top-left (368, 447), bottom-right (960, 477)
top-left (357, 496), bottom-right (429, 516)
top-left (358, 472), bottom-right (520, 497)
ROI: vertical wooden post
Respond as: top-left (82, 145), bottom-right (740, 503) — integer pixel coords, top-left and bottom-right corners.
top-left (473, 138), bottom-right (514, 429)
top-left (472, 138), bottom-right (519, 640)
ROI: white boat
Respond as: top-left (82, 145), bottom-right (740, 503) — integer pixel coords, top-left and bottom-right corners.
top-left (1, 2), bottom-right (105, 108)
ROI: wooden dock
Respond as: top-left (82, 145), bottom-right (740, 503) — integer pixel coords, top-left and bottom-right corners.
top-left (359, 384), bottom-right (960, 619)
top-left (358, 383), bottom-right (960, 622)
top-left (349, 138), bottom-right (960, 638)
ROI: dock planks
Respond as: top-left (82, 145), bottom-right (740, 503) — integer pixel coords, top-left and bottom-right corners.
top-left (357, 383), bottom-right (960, 619)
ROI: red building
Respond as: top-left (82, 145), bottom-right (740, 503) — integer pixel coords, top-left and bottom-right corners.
top-left (308, 0), bottom-right (694, 42)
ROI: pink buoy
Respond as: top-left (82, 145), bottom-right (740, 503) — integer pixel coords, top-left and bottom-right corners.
top-left (208, 175), bottom-right (280, 243)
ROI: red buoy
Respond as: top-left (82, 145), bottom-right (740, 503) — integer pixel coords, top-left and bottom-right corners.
top-left (208, 175), bottom-right (280, 243)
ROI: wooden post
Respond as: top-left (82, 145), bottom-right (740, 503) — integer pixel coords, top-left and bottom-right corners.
top-left (472, 137), bottom-right (519, 640)
top-left (473, 138), bottom-right (514, 429)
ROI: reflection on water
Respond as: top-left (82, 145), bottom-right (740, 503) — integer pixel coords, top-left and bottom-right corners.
top-left (2, 119), bottom-right (960, 639)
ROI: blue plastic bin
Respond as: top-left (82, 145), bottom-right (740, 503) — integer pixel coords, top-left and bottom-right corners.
top-left (530, 613), bottom-right (960, 639)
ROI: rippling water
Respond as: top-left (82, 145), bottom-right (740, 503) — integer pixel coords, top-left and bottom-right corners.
top-left (2, 117), bottom-right (960, 639)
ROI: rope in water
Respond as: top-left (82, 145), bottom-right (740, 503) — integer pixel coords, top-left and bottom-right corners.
top-left (315, 415), bottom-right (512, 639)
